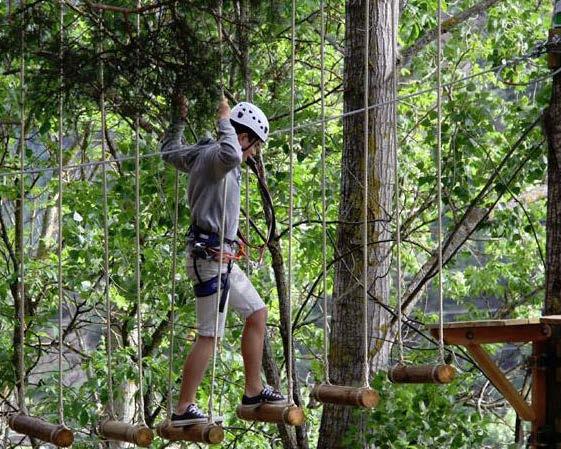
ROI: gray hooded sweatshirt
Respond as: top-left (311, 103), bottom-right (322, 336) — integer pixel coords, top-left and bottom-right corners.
top-left (160, 119), bottom-right (242, 242)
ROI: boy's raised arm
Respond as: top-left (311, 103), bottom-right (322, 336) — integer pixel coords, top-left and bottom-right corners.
top-left (160, 94), bottom-right (195, 173)
top-left (206, 98), bottom-right (243, 178)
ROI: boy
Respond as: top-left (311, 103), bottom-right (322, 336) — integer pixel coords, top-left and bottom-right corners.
top-left (161, 94), bottom-right (287, 426)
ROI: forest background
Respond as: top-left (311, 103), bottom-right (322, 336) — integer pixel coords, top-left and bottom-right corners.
top-left (0, 0), bottom-right (554, 448)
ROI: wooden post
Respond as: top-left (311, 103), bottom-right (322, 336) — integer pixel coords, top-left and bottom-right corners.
top-left (388, 364), bottom-right (456, 384)
top-left (156, 419), bottom-right (224, 444)
top-left (8, 414), bottom-right (74, 447)
top-left (530, 341), bottom-right (547, 448)
top-left (548, 29), bottom-right (561, 69)
top-left (544, 15), bottom-right (561, 447)
top-left (310, 384), bottom-right (380, 408)
top-left (98, 419), bottom-right (153, 447)
top-left (236, 404), bottom-right (305, 425)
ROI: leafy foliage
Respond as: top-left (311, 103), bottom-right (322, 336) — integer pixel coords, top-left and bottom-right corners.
top-left (0, 0), bottom-right (554, 447)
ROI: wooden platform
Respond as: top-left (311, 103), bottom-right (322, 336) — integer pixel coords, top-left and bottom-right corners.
top-left (425, 316), bottom-right (561, 447)
top-left (427, 317), bottom-right (551, 345)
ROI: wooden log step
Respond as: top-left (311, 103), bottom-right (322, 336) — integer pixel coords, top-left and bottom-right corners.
top-left (156, 419), bottom-right (224, 444)
top-left (8, 414), bottom-right (74, 447)
top-left (310, 384), bottom-right (380, 408)
top-left (236, 403), bottom-right (305, 425)
top-left (98, 419), bottom-right (153, 447)
top-left (388, 364), bottom-right (456, 384)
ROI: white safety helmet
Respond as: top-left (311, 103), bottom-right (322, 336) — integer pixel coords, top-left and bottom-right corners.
top-left (230, 102), bottom-right (269, 143)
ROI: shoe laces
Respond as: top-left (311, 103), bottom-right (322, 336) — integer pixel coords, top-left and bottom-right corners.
top-left (186, 403), bottom-right (206, 418)
top-left (262, 385), bottom-right (283, 399)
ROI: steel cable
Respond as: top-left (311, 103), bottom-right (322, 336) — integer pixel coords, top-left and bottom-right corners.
top-left (362, 0), bottom-right (371, 388)
top-left (57, 0), bottom-right (65, 425)
top-left (134, 0), bottom-right (146, 425)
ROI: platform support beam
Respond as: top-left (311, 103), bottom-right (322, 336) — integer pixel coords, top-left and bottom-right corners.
top-left (431, 323), bottom-right (551, 345)
top-left (466, 344), bottom-right (535, 422)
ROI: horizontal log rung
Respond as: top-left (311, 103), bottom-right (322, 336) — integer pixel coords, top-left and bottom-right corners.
top-left (388, 364), bottom-right (456, 384)
top-left (98, 420), bottom-right (153, 447)
top-left (310, 384), bottom-right (380, 408)
top-left (236, 403), bottom-right (305, 425)
top-left (156, 419), bottom-right (224, 443)
top-left (8, 414), bottom-right (74, 447)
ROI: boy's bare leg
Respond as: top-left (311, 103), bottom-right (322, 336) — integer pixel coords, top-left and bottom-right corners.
top-left (241, 307), bottom-right (267, 397)
top-left (176, 336), bottom-right (216, 413)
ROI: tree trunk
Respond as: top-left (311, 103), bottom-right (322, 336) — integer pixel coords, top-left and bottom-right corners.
top-left (317, 0), bottom-right (396, 448)
top-left (543, 67), bottom-right (561, 447)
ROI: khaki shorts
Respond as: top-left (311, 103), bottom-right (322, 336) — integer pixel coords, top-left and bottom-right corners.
top-left (186, 256), bottom-right (266, 337)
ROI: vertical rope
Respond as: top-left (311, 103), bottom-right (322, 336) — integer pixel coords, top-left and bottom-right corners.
top-left (245, 166), bottom-right (251, 275)
top-left (208, 182), bottom-right (228, 422)
top-left (362, 0), bottom-right (371, 388)
top-left (209, 0), bottom-right (225, 421)
top-left (319, 0), bottom-right (330, 384)
top-left (436, 0), bottom-right (445, 364)
top-left (17, 0), bottom-right (27, 415)
top-left (57, 0), bottom-right (65, 425)
top-left (134, 1), bottom-right (146, 425)
top-left (217, 1), bottom-right (225, 98)
top-left (243, 12), bottom-right (253, 276)
top-left (99, 14), bottom-right (114, 418)
top-left (392, 0), bottom-right (404, 365)
top-left (287, 0), bottom-right (296, 404)
top-left (166, 171), bottom-right (179, 418)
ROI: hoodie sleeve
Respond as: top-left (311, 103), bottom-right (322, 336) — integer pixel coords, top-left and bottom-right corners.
top-left (160, 120), bottom-right (198, 173)
top-left (203, 118), bottom-right (243, 179)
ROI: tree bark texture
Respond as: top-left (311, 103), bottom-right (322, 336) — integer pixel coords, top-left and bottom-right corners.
top-left (318, 1), bottom-right (396, 448)
top-left (543, 70), bottom-right (561, 447)
top-left (545, 73), bottom-right (561, 315)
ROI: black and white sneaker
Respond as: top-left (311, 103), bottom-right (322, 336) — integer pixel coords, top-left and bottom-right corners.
top-left (241, 385), bottom-right (288, 409)
top-left (171, 403), bottom-right (208, 427)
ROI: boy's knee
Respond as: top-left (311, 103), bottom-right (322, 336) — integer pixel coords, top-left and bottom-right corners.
top-left (246, 307), bottom-right (267, 327)
top-left (197, 335), bottom-right (221, 345)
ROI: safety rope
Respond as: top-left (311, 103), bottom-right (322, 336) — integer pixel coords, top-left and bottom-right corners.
top-left (392, 0), bottom-right (404, 365)
top-left (98, 13), bottom-right (115, 418)
top-left (245, 164), bottom-right (251, 275)
top-left (134, 0), bottom-right (146, 425)
top-left (208, 0), bottom-right (226, 422)
top-left (17, 0), bottom-right (27, 415)
top-left (436, 0), bottom-right (446, 364)
top-left (2, 54), bottom-right (551, 181)
top-left (166, 170), bottom-right (179, 418)
top-left (287, 0), bottom-right (296, 404)
top-left (320, 0), bottom-right (330, 384)
top-left (244, 57), bottom-right (253, 277)
top-left (362, 0), bottom-right (371, 388)
top-left (57, 0), bottom-right (65, 425)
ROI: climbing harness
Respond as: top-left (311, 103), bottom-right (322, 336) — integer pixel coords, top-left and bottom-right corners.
top-left (187, 224), bottom-right (244, 312)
